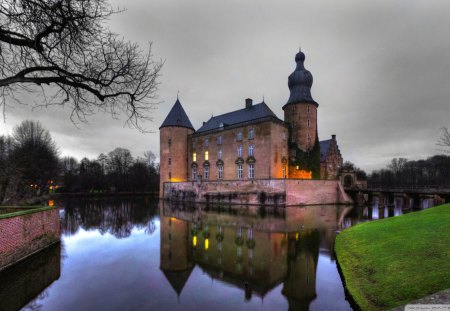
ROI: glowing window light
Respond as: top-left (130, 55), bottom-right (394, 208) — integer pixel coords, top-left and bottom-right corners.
top-left (295, 232), bottom-right (299, 241)
top-left (205, 238), bottom-right (209, 250)
top-left (193, 236), bottom-right (197, 247)
top-left (193, 152), bottom-right (197, 162)
top-left (204, 151), bottom-right (209, 161)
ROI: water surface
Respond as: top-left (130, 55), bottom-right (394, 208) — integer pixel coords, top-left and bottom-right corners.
top-left (0, 196), bottom-right (434, 311)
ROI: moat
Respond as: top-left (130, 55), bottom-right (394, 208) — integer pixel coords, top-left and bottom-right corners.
top-left (0, 196), bottom-right (437, 311)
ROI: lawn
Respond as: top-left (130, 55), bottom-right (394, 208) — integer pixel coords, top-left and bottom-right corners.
top-left (335, 203), bottom-right (450, 311)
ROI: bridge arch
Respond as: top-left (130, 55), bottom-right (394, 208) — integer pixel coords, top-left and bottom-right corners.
top-left (343, 174), bottom-right (354, 187)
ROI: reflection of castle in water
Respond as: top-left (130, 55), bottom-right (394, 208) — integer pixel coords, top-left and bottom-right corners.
top-left (159, 202), bottom-right (353, 310)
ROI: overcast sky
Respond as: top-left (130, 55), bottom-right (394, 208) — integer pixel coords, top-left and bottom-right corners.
top-left (1, 0), bottom-right (450, 172)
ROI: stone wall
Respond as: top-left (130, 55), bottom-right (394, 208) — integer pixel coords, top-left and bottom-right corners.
top-left (163, 179), bottom-right (353, 206)
top-left (0, 207), bottom-right (60, 271)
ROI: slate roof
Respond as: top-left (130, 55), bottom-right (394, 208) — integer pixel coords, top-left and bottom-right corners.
top-left (160, 99), bottom-right (194, 130)
top-left (196, 102), bottom-right (282, 133)
top-left (319, 139), bottom-right (332, 162)
top-left (161, 267), bottom-right (194, 296)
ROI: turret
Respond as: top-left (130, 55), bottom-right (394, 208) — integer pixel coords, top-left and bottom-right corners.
top-left (283, 50), bottom-right (318, 152)
top-left (159, 98), bottom-right (194, 198)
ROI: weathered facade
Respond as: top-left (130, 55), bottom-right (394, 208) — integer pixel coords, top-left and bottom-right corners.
top-left (320, 135), bottom-right (343, 180)
top-left (159, 51), bottom-right (345, 201)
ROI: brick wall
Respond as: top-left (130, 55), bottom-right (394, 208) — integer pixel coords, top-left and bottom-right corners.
top-left (0, 208), bottom-right (60, 271)
top-left (163, 179), bottom-right (353, 206)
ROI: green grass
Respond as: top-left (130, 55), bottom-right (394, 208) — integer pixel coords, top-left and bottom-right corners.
top-left (0, 206), bottom-right (55, 220)
top-left (335, 204), bottom-right (450, 311)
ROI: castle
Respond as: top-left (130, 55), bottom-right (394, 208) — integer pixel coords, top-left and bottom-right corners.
top-left (159, 50), bottom-right (344, 202)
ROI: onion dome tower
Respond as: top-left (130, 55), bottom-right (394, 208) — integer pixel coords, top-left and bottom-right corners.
top-left (159, 98), bottom-right (194, 198)
top-left (283, 50), bottom-right (318, 152)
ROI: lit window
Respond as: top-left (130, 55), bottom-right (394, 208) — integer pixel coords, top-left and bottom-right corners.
top-left (217, 135), bottom-right (222, 145)
top-left (249, 144), bottom-right (254, 156)
top-left (204, 166), bottom-right (209, 180)
top-left (218, 147), bottom-right (222, 159)
top-left (218, 165), bottom-right (223, 180)
top-left (237, 132), bottom-right (243, 141)
top-left (237, 164), bottom-right (243, 179)
top-left (168, 158), bottom-right (171, 165)
top-left (248, 164), bottom-right (254, 179)
top-left (248, 129), bottom-right (254, 139)
top-left (204, 138), bottom-right (209, 147)
top-left (205, 151), bottom-right (209, 161)
top-left (237, 145), bottom-right (242, 157)
top-left (193, 152), bottom-right (197, 162)
top-left (282, 166), bottom-right (286, 178)
top-left (192, 167), bottom-right (197, 180)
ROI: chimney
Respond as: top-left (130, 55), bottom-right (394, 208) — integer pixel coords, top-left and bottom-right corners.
top-left (332, 134), bottom-right (336, 140)
top-left (245, 98), bottom-right (253, 109)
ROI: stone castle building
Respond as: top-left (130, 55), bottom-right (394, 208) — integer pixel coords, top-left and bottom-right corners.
top-left (159, 50), bottom-right (343, 197)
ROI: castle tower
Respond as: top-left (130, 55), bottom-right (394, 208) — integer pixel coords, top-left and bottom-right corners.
top-left (159, 98), bottom-right (194, 198)
top-left (283, 50), bottom-right (318, 152)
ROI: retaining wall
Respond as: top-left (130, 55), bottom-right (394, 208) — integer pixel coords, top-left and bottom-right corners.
top-left (0, 207), bottom-right (60, 271)
top-left (163, 179), bottom-right (353, 206)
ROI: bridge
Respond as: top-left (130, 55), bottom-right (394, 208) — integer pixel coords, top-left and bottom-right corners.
top-left (344, 184), bottom-right (450, 207)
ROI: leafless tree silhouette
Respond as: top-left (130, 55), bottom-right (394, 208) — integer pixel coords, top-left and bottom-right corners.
top-left (0, 0), bottom-right (163, 130)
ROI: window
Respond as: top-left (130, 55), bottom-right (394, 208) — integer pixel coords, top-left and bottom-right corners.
top-left (307, 105), bottom-right (310, 114)
top-left (282, 146), bottom-right (286, 157)
top-left (248, 129), bottom-right (254, 139)
top-left (169, 172), bottom-right (172, 180)
top-left (291, 121), bottom-right (295, 129)
top-left (168, 139), bottom-right (172, 147)
top-left (204, 138), bottom-right (209, 147)
top-left (237, 145), bottom-right (242, 157)
top-left (282, 166), bottom-right (286, 178)
top-left (218, 147), bottom-right (222, 159)
top-left (168, 158), bottom-right (171, 165)
top-left (236, 131), bottom-right (243, 141)
top-left (192, 152), bottom-right (197, 162)
top-left (217, 135), bottom-right (222, 145)
top-left (237, 164), bottom-right (243, 179)
top-left (248, 164), bottom-right (254, 179)
top-left (307, 119), bottom-right (310, 128)
top-left (291, 134), bottom-right (295, 143)
top-left (283, 132), bottom-right (287, 141)
top-left (192, 140), bottom-right (196, 149)
top-left (218, 165), bottom-right (223, 180)
top-left (204, 166), bottom-right (209, 180)
top-left (249, 144), bottom-right (254, 156)
top-left (204, 151), bottom-right (209, 161)
top-left (192, 167), bottom-right (197, 180)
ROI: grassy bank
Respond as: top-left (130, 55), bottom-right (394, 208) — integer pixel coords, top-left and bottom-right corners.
top-left (335, 204), bottom-right (450, 311)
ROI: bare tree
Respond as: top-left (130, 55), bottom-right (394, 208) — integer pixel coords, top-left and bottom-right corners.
top-left (0, 0), bottom-right (163, 130)
top-left (438, 127), bottom-right (450, 152)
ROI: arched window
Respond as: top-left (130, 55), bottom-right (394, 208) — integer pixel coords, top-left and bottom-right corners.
top-left (218, 165), bottom-right (223, 180)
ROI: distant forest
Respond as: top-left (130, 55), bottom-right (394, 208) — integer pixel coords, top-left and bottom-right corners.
top-left (368, 156), bottom-right (450, 187)
top-left (0, 120), bottom-right (159, 205)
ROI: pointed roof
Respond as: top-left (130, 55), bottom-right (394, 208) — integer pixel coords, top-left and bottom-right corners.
top-left (160, 99), bottom-right (194, 130)
top-left (320, 136), bottom-right (341, 162)
top-left (161, 267), bottom-right (194, 296)
top-left (196, 102), bottom-right (281, 133)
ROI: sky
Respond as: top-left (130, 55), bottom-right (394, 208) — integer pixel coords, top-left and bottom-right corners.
top-left (1, 0), bottom-right (450, 172)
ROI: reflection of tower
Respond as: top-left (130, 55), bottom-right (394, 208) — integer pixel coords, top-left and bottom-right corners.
top-left (159, 211), bottom-right (194, 297)
top-left (282, 230), bottom-right (320, 311)
top-left (159, 98), bottom-right (194, 198)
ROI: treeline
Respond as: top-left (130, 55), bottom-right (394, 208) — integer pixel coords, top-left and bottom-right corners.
top-left (368, 156), bottom-right (450, 187)
top-left (60, 148), bottom-right (159, 193)
top-left (0, 120), bottom-right (159, 205)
